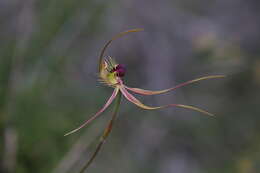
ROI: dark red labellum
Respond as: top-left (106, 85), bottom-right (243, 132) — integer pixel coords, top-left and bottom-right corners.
top-left (112, 64), bottom-right (126, 77)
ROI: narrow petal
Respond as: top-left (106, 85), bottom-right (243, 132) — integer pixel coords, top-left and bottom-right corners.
top-left (171, 104), bottom-right (214, 116)
top-left (64, 88), bottom-right (119, 136)
top-left (120, 86), bottom-right (213, 116)
top-left (79, 93), bottom-right (122, 172)
top-left (120, 86), bottom-right (160, 110)
top-left (124, 75), bottom-right (225, 95)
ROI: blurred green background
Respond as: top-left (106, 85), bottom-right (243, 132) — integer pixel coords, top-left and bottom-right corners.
top-left (0, 0), bottom-right (260, 172)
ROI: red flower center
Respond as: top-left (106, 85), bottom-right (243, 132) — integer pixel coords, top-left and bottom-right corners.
top-left (112, 64), bottom-right (126, 77)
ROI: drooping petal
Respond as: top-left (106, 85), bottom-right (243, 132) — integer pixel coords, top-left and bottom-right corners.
top-left (120, 86), bottom-right (158, 110)
top-left (124, 75), bottom-right (225, 95)
top-left (120, 86), bottom-right (213, 116)
top-left (79, 93), bottom-right (122, 172)
top-left (64, 88), bottom-right (119, 136)
top-left (170, 104), bottom-right (214, 116)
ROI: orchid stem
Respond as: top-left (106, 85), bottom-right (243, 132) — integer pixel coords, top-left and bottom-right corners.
top-left (79, 92), bottom-right (122, 173)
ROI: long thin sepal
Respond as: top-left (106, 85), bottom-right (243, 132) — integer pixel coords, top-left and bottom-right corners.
top-left (79, 92), bottom-right (122, 172)
top-left (171, 104), bottom-right (214, 116)
top-left (125, 75), bottom-right (225, 95)
top-left (64, 88), bottom-right (119, 136)
top-left (120, 86), bottom-right (213, 116)
top-left (98, 28), bottom-right (144, 73)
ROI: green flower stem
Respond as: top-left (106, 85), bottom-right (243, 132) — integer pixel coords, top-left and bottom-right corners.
top-left (80, 92), bottom-right (122, 173)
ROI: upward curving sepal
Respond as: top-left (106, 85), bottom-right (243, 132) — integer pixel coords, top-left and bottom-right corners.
top-left (98, 28), bottom-right (144, 73)
top-left (125, 75), bottom-right (225, 95)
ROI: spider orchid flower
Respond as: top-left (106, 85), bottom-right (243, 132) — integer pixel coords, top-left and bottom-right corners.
top-left (65, 29), bottom-right (225, 171)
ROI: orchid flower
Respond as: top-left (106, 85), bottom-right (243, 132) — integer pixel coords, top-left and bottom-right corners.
top-left (65, 29), bottom-right (225, 172)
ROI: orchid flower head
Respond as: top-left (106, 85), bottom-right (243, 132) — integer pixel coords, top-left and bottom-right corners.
top-left (65, 28), bottom-right (225, 136)
top-left (65, 29), bottom-right (225, 172)
top-left (99, 57), bottom-right (126, 87)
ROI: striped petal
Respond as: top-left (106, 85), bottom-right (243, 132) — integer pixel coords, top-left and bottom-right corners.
top-left (64, 88), bottom-right (119, 136)
top-left (120, 86), bottom-right (213, 116)
top-left (125, 75), bottom-right (225, 95)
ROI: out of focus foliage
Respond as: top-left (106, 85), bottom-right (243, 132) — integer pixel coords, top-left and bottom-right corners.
top-left (0, 0), bottom-right (260, 173)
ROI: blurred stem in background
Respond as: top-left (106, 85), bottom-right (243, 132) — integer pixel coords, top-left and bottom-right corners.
top-left (0, 0), bottom-right (109, 172)
top-left (1, 1), bottom-right (36, 171)
top-left (0, 47), bottom-right (19, 173)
